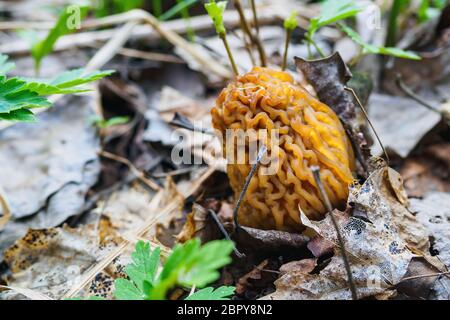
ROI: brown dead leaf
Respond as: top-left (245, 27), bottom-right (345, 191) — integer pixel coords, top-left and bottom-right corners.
top-left (263, 164), bottom-right (420, 300)
top-left (1, 217), bottom-right (121, 300)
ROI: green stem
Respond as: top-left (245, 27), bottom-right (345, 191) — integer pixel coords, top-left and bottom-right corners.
top-left (176, 0), bottom-right (196, 41)
top-left (220, 33), bottom-right (239, 76)
top-left (152, 0), bottom-right (162, 17)
top-left (282, 29), bottom-right (292, 70)
top-left (385, 0), bottom-right (402, 47)
top-left (310, 38), bottom-right (325, 58)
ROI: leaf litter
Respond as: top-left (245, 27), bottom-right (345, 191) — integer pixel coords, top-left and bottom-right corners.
top-left (0, 0), bottom-right (449, 301)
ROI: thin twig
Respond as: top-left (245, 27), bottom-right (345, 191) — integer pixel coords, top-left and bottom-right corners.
top-left (0, 186), bottom-right (11, 230)
top-left (233, 145), bottom-right (267, 231)
top-left (395, 74), bottom-right (443, 116)
top-left (233, 0), bottom-right (267, 66)
top-left (345, 86), bottom-right (390, 165)
top-left (98, 150), bottom-right (161, 191)
top-left (311, 166), bottom-right (358, 300)
top-left (399, 271), bottom-right (450, 283)
top-left (209, 209), bottom-right (245, 258)
top-left (343, 125), bottom-right (368, 176)
top-left (250, 0), bottom-right (260, 34)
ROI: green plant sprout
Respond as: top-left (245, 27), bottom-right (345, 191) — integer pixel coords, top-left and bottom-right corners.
top-left (282, 11), bottom-right (298, 71)
top-left (205, 0), bottom-right (239, 76)
top-left (27, 5), bottom-right (90, 73)
top-left (304, 0), bottom-right (423, 62)
top-left (152, 0), bottom-right (163, 17)
top-left (0, 54), bottom-right (113, 122)
top-left (159, 0), bottom-right (198, 21)
top-left (91, 115), bottom-right (130, 129)
top-left (305, 0), bottom-right (361, 58)
top-left (113, 239), bottom-right (235, 300)
top-left (338, 23), bottom-right (421, 61)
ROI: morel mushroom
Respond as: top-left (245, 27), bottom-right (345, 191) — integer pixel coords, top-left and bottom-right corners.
top-left (212, 67), bottom-right (355, 231)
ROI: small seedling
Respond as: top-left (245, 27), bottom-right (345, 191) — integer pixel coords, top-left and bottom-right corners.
top-left (305, 0), bottom-right (361, 58)
top-left (205, 0), bottom-right (239, 76)
top-left (0, 54), bottom-right (113, 122)
top-left (91, 115), bottom-right (130, 129)
top-left (28, 5), bottom-right (90, 73)
top-left (282, 11), bottom-right (298, 70)
top-left (113, 239), bottom-right (235, 300)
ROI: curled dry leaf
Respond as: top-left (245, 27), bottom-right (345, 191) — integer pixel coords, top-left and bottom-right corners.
top-left (0, 217), bottom-right (121, 300)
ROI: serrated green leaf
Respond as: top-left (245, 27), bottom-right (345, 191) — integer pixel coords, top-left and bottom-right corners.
top-left (125, 241), bottom-right (160, 291)
top-left (177, 239), bottom-right (233, 288)
top-left (339, 24), bottom-right (421, 60)
top-left (49, 69), bottom-right (115, 89)
top-left (114, 279), bottom-right (144, 300)
top-left (31, 5), bottom-right (89, 71)
top-left (0, 54), bottom-right (15, 76)
top-left (0, 77), bottom-right (52, 114)
top-left (185, 286), bottom-right (235, 300)
top-left (0, 109), bottom-right (36, 122)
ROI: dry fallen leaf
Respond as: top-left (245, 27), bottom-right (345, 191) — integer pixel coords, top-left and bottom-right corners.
top-left (263, 164), bottom-right (419, 300)
top-left (0, 217), bottom-right (121, 300)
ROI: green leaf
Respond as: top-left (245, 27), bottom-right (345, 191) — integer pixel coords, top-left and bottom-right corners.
top-left (50, 69), bottom-right (115, 89)
top-left (308, 0), bottom-right (361, 37)
top-left (160, 0), bottom-right (198, 21)
top-left (0, 109), bottom-right (36, 122)
top-left (0, 76), bottom-right (52, 114)
top-left (177, 239), bottom-right (233, 288)
top-left (284, 11), bottom-right (298, 31)
top-left (339, 24), bottom-right (421, 60)
top-left (31, 5), bottom-right (89, 71)
top-left (125, 241), bottom-right (161, 291)
top-left (114, 279), bottom-right (144, 300)
top-left (205, 1), bottom-right (227, 35)
top-left (185, 286), bottom-right (235, 300)
top-left (112, 238), bottom-right (234, 300)
top-left (0, 54), bottom-right (15, 76)
top-left (0, 54), bottom-right (113, 123)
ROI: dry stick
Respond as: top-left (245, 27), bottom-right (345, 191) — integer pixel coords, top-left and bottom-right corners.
top-left (343, 125), bottom-right (368, 175)
top-left (209, 209), bottom-right (245, 258)
top-left (311, 166), bottom-right (358, 300)
top-left (0, 186), bottom-right (11, 230)
top-left (233, 0), bottom-right (267, 67)
top-left (250, 0), bottom-right (260, 34)
top-left (395, 74), bottom-right (443, 116)
top-left (98, 150), bottom-right (161, 191)
top-left (345, 86), bottom-right (390, 165)
top-left (233, 145), bottom-right (267, 231)
top-left (399, 271), bottom-right (450, 283)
